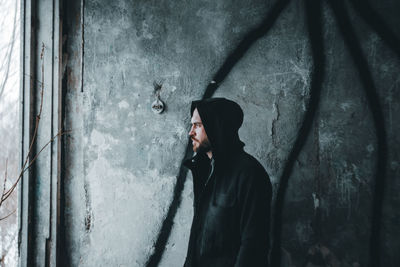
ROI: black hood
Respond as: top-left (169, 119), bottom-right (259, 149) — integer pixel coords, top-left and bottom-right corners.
top-left (190, 98), bottom-right (245, 165)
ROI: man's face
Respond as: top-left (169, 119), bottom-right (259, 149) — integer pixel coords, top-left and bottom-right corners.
top-left (189, 108), bottom-right (211, 153)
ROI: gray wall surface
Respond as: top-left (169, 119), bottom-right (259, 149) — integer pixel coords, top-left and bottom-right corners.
top-left (21, 0), bottom-right (400, 266)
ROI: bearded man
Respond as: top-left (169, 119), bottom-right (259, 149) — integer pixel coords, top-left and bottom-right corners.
top-left (183, 98), bottom-right (272, 267)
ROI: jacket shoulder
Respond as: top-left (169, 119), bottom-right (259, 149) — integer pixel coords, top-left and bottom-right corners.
top-left (229, 151), bottom-right (271, 190)
top-left (231, 152), bottom-right (272, 199)
top-left (233, 151), bottom-right (268, 176)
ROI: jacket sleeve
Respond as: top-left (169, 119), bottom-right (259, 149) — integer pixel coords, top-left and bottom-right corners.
top-left (234, 166), bottom-right (272, 267)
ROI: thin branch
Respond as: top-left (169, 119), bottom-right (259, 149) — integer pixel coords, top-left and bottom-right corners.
top-left (0, 42), bottom-right (70, 215)
top-left (0, 209), bottom-right (15, 221)
top-left (0, 44), bottom-right (45, 208)
top-left (21, 45), bottom-right (45, 174)
top-left (0, 0), bottom-right (18, 99)
top-left (1, 130), bottom-right (69, 202)
top-left (1, 159), bottom-right (8, 203)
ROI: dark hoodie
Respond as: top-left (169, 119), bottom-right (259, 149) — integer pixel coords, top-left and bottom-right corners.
top-left (184, 98), bottom-right (272, 267)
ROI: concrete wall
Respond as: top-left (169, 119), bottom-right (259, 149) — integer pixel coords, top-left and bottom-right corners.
top-left (26, 0), bottom-right (400, 266)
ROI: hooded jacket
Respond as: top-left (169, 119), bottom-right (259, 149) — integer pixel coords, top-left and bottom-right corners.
top-left (184, 98), bottom-right (272, 267)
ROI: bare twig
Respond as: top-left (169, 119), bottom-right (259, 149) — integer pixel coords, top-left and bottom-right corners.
top-left (0, 44), bottom-right (46, 220)
top-left (0, 209), bottom-right (15, 221)
top-left (0, 126), bottom-right (69, 219)
top-left (0, 159), bottom-right (8, 207)
top-left (1, 130), bottom-right (70, 203)
top-left (0, 0), bottom-right (18, 99)
top-left (0, 42), bottom-right (70, 221)
top-left (1, 160), bottom-right (8, 203)
top-left (20, 44), bottom-right (45, 176)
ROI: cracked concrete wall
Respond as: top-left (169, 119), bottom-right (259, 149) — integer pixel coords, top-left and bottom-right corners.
top-left (61, 0), bottom-right (400, 266)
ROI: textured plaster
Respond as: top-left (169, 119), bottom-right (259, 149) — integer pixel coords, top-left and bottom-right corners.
top-left (59, 0), bottom-right (400, 266)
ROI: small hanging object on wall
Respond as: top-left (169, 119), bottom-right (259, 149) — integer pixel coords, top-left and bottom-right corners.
top-left (151, 80), bottom-right (165, 114)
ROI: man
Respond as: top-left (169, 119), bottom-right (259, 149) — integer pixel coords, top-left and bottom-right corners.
top-left (183, 98), bottom-right (272, 267)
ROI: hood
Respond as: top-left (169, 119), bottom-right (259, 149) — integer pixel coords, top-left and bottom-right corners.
top-left (190, 98), bottom-right (245, 166)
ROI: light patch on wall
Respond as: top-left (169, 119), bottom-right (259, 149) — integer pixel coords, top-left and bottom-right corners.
top-left (333, 161), bottom-right (361, 218)
top-left (295, 221), bottom-right (312, 244)
top-left (132, 92), bottom-right (141, 99)
top-left (340, 102), bottom-right (352, 111)
top-left (94, 108), bottom-right (120, 129)
top-left (174, 124), bottom-right (187, 140)
top-left (89, 129), bottom-right (119, 152)
top-left (319, 131), bottom-right (342, 152)
top-left (84, 155), bottom-right (176, 266)
top-left (366, 144), bottom-right (375, 156)
top-left (90, 129), bottom-right (109, 149)
top-left (118, 100), bottom-right (130, 109)
top-left (195, 8), bottom-right (227, 53)
top-left (141, 20), bottom-right (154, 39)
top-left (290, 59), bottom-right (311, 111)
top-left (312, 192), bottom-right (320, 210)
top-left (290, 59), bottom-right (309, 87)
top-left (159, 70), bottom-right (181, 80)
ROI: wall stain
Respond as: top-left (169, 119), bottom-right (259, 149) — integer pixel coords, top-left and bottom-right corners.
top-left (83, 182), bottom-right (93, 233)
top-left (271, 100), bottom-right (280, 148)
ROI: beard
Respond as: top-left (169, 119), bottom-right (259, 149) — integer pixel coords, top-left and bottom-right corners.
top-left (192, 138), bottom-right (211, 154)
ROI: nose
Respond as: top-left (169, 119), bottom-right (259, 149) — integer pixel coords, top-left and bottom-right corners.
top-left (189, 125), bottom-right (195, 136)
